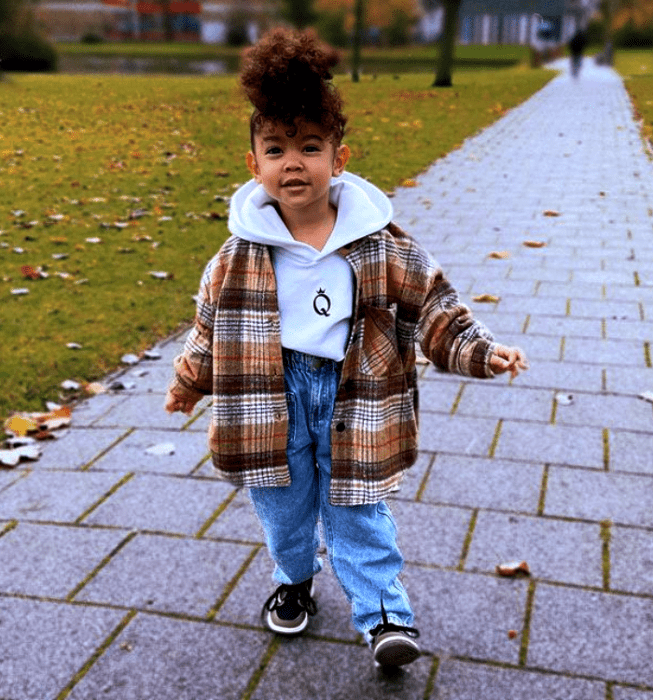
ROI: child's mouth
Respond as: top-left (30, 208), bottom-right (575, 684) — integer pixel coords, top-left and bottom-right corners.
top-left (282, 179), bottom-right (308, 188)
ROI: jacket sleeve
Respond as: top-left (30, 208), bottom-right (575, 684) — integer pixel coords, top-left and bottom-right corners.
top-left (168, 259), bottom-right (217, 400)
top-left (415, 262), bottom-right (497, 379)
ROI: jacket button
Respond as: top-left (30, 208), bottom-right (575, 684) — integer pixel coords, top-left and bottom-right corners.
top-left (336, 422), bottom-right (346, 432)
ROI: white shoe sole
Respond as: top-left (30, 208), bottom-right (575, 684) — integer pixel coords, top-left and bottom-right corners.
top-left (373, 633), bottom-right (420, 667)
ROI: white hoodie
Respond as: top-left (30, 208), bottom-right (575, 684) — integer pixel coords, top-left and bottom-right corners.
top-left (228, 172), bottom-right (393, 361)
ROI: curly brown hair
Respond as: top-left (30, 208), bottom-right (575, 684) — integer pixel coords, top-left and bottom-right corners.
top-left (240, 28), bottom-right (347, 146)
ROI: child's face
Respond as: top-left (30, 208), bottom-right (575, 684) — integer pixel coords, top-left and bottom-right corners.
top-left (246, 119), bottom-right (349, 221)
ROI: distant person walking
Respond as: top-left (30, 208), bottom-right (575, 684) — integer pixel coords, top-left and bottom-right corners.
top-left (569, 30), bottom-right (587, 78)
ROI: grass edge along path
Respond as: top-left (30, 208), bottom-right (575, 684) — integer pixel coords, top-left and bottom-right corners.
top-left (0, 66), bottom-right (554, 424)
top-left (615, 49), bottom-right (653, 155)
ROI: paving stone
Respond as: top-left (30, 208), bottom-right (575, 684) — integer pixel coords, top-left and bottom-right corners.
top-left (0, 522), bottom-right (128, 598)
top-left (251, 637), bottom-right (433, 700)
top-left (610, 526), bottom-right (653, 595)
top-left (433, 658), bottom-right (605, 700)
top-left (393, 450), bottom-right (432, 500)
top-left (391, 500), bottom-right (471, 567)
top-left (466, 512), bottom-right (603, 587)
top-left (76, 533), bottom-right (253, 616)
top-left (526, 315), bottom-right (603, 338)
top-left (90, 428), bottom-right (210, 476)
top-left (405, 566), bottom-right (528, 663)
top-left (613, 688), bottom-right (653, 700)
top-left (416, 377), bottom-right (462, 414)
top-left (204, 489), bottom-right (265, 544)
top-left (496, 333), bottom-right (563, 362)
top-left (609, 430), bottom-right (653, 475)
top-left (0, 470), bottom-right (126, 524)
top-left (216, 548), bottom-right (359, 641)
top-left (509, 267), bottom-right (573, 283)
top-left (537, 281), bottom-right (603, 300)
top-left (84, 473), bottom-right (234, 535)
top-left (476, 310), bottom-right (529, 335)
top-left (494, 421), bottom-right (604, 468)
top-left (498, 295), bottom-right (569, 316)
top-left (417, 414), bottom-right (498, 457)
top-left (0, 470), bottom-right (23, 495)
top-left (604, 366), bottom-right (653, 395)
top-left (569, 298), bottom-right (641, 320)
top-left (421, 453), bottom-right (543, 512)
top-left (555, 393), bottom-right (653, 431)
top-left (92, 393), bottom-right (193, 429)
top-left (0, 597), bottom-right (124, 700)
top-left (517, 360), bottom-right (603, 392)
top-left (527, 584), bottom-right (653, 685)
top-left (455, 383), bottom-right (552, 423)
top-left (545, 467), bottom-right (653, 527)
top-left (67, 614), bottom-right (269, 700)
top-left (563, 337), bottom-right (646, 367)
top-left (72, 393), bottom-right (130, 427)
top-left (36, 428), bottom-right (127, 470)
top-left (605, 319), bottom-right (653, 342)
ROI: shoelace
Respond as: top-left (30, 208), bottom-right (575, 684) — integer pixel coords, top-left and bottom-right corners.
top-left (263, 582), bottom-right (318, 618)
top-left (369, 597), bottom-right (420, 639)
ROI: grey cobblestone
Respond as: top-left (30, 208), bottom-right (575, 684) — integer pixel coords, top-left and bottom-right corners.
top-left (3, 58), bottom-right (653, 698)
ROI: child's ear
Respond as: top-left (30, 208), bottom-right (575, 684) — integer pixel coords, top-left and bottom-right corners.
top-left (333, 144), bottom-right (350, 177)
top-left (246, 151), bottom-right (261, 181)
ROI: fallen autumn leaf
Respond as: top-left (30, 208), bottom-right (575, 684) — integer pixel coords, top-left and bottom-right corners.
top-left (496, 560), bottom-right (531, 577)
top-left (472, 294), bottom-right (501, 303)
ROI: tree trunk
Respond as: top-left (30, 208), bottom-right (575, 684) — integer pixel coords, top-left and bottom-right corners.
top-left (351, 0), bottom-right (365, 82)
top-left (433, 0), bottom-right (462, 88)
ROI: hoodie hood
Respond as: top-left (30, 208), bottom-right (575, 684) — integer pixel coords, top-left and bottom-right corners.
top-left (228, 171), bottom-right (393, 259)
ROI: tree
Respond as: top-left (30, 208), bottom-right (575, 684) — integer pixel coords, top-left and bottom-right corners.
top-left (316, 0), bottom-right (420, 44)
top-left (0, 0), bottom-right (21, 31)
top-left (281, 0), bottom-right (318, 28)
top-left (351, 0), bottom-right (365, 81)
top-left (432, 0), bottom-right (461, 87)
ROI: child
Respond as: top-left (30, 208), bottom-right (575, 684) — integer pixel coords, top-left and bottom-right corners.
top-left (165, 28), bottom-right (528, 668)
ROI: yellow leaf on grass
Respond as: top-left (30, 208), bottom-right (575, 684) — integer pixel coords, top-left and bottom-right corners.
top-left (401, 179), bottom-right (418, 188)
top-left (4, 415), bottom-right (39, 437)
top-left (472, 294), bottom-right (501, 303)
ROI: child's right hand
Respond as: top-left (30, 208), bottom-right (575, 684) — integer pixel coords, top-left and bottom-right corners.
top-left (489, 345), bottom-right (529, 379)
top-left (164, 388), bottom-right (198, 415)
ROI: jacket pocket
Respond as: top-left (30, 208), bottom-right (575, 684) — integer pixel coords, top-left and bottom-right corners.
top-left (360, 304), bottom-right (402, 377)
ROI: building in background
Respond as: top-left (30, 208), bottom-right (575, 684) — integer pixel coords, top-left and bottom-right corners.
top-left (418, 0), bottom-right (600, 45)
top-left (35, 0), bottom-right (274, 42)
top-left (35, 0), bottom-right (600, 45)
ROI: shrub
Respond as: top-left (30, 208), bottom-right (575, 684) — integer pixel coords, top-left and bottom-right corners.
top-left (81, 32), bottom-right (104, 44)
top-left (0, 31), bottom-right (58, 71)
top-left (614, 21), bottom-right (653, 49)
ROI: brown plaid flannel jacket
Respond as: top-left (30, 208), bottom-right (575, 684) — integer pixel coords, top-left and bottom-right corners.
top-left (169, 222), bottom-right (496, 506)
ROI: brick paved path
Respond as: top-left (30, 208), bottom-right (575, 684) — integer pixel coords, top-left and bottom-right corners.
top-left (1, 57), bottom-right (653, 699)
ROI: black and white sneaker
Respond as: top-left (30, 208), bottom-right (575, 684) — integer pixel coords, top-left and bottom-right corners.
top-left (262, 578), bottom-right (317, 636)
top-left (369, 604), bottom-right (420, 667)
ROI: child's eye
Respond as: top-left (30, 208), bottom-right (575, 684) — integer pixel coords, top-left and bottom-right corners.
top-left (265, 146), bottom-right (282, 155)
top-left (304, 145), bottom-right (320, 153)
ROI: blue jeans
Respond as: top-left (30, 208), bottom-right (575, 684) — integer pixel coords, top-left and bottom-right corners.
top-left (249, 349), bottom-right (414, 638)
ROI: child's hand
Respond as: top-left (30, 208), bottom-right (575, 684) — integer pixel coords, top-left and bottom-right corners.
top-left (490, 345), bottom-right (529, 379)
top-left (164, 388), bottom-right (198, 415)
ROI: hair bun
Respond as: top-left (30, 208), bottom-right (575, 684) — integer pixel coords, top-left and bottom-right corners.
top-left (241, 28), bottom-right (346, 141)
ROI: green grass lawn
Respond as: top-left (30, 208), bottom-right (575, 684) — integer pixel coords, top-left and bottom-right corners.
top-left (0, 65), bottom-right (553, 424)
top-left (615, 49), bottom-right (653, 151)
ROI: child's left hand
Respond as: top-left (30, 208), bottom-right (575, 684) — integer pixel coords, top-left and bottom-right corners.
top-left (490, 345), bottom-right (529, 378)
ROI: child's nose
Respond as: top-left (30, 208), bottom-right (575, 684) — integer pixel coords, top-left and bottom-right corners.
top-left (283, 151), bottom-right (303, 170)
